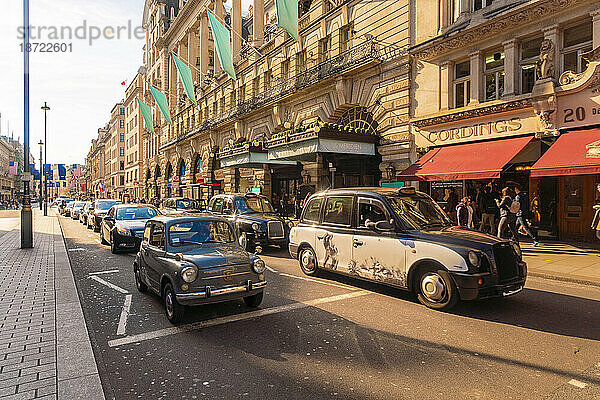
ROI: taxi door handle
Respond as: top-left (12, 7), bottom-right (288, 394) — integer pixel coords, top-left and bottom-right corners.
top-left (353, 240), bottom-right (364, 247)
top-left (317, 235), bottom-right (325, 240)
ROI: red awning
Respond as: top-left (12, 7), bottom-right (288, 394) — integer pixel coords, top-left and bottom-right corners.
top-left (530, 128), bottom-right (600, 177)
top-left (398, 136), bottom-right (533, 181)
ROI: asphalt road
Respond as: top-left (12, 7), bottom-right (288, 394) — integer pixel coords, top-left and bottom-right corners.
top-left (57, 212), bottom-right (600, 400)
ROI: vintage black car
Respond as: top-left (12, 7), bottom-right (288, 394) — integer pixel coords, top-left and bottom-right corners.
top-left (90, 199), bottom-right (121, 231)
top-left (133, 215), bottom-right (267, 323)
top-left (160, 197), bottom-right (206, 215)
top-left (289, 187), bottom-right (527, 311)
top-left (100, 204), bottom-right (159, 253)
top-left (208, 193), bottom-right (293, 252)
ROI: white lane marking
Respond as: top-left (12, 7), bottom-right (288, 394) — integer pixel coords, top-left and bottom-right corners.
top-left (568, 379), bottom-right (588, 389)
top-left (264, 265), bottom-right (278, 273)
top-left (68, 248), bottom-right (86, 252)
top-left (278, 272), bottom-right (356, 290)
top-left (89, 269), bottom-right (120, 276)
top-left (108, 290), bottom-right (370, 347)
top-left (89, 275), bottom-right (129, 294)
top-left (116, 294), bottom-right (133, 336)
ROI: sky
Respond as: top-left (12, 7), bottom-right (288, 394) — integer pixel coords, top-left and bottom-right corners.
top-left (0, 0), bottom-right (146, 165)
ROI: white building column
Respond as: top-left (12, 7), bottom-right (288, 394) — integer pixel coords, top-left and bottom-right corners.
top-left (459, 0), bottom-right (470, 16)
top-left (214, 0), bottom-right (224, 75)
top-left (543, 25), bottom-right (560, 81)
top-left (232, 0), bottom-right (242, 62)
top-left (199, 12), bottom-right (209, 82)
top-left (253, 0), bottom-right (264, 47)
top-left (503, 39), bottom-right (518, 97)
top-left (469, 51), bottom-right (481, 104)
top-left (440, 61), bottom-right (451, 111)
top-left (592, 9), bottom-right (600, 49)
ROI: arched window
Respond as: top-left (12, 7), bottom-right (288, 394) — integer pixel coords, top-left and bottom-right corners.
top-left (178, 161), bottom-right (186, 185)
top-left (165, 163), bottom-right (173, 183)
top-left (337, 106), bottom-right (378, 134)
top-left (195, 157), bottom-right (204, 176)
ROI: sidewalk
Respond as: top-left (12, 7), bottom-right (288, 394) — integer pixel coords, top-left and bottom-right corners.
top-left (0, 209), bottom-right (104, 400)
top-left (521, 241), bottom-right (600, 286)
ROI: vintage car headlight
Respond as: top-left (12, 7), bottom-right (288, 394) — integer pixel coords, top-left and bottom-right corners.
top-left (117, 227), bottom-right (132, 236)
top-left (252, 222), bottom-right (260, 231)
top-left (181, 265), bottom-right (198, 283)
top-left (252, 258), bottom-right (266, 274)
top-left (511, 242), bottom-right (522, 259)
top-left (468, 250), bottom-right (480, 267)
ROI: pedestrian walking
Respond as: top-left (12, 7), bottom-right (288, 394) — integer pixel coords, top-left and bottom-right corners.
top-left (456, 197), bottom-right (470, 228)
top-left (446, 188), bottom-right (459, 223)
top-left (479, 186), bottom-right (497, 234)
top-left (514, 185), bottom-right (539, 246)
top-left (496, 187), bottom-right (519, 242)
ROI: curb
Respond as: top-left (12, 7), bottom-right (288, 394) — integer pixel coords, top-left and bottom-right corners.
top-left (53, 211), bottom-right (106, 400)
top-left (528, 271), bottom-right (600, 288)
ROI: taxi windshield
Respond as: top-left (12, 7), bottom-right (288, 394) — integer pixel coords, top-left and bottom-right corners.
top-left (96, 201), bottom-right (120, 210)
top-left (116, 207), bottom-right (158, 220)
top-left (386, 195), bottom-right (451, 230)
top-left (235, 197), bottom-right (274, 214)
top-left (169, 220), bottom-right (235, 246)
top-left (175, 199), bottom-right (201, 209)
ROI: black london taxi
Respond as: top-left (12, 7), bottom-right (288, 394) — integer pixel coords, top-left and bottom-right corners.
top-left (134, 215), bottom-right (267, 323)
top-left (100, 204), bottom-right (160, 253)
top-left (208, 193), bottom-right (293, 252)
top-left (289, 187), bottom-right (527, 311)
top-left (160, 197), bottom-right (206, 215)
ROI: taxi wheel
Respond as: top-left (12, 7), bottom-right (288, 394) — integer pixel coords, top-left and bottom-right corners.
top-left (100, 229), bottom-right (108, 245)
top-left (243, 292), bottom-right (263, 308)
top-left (416, 269), bottom-right (458, 311)
top-left (299, 247), bottom-right (318, 276)
top-left (134, 265), bottom-right (148, 293)
top-left (163, 283), bottom-right (184, 324)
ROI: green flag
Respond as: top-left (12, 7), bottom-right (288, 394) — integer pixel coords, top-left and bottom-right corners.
top-left (207, 10), bottom-right (236, 80)
top-left (149, 85), bottom-right (172, 125)
top-left (276, 0), bottom-right (298, 41)
top-left (172, 53), bottom-right (197, 106)
top-left (136, 97), bottom-right (154, 134)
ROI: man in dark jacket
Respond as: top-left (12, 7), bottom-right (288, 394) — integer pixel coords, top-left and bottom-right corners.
top-left (479, 186), bottom-right (497, 234)
top-left (515, 185), bottom-right (539, 245)
top-left (456, 197), bottom-right (470, 228)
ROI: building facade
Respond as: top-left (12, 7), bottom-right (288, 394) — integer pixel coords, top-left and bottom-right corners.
top-left (140, 0), bottom-right (412, 214)
top-left (403, 0), bottom-right (600, 241)
top-left (106, 103), bottom-right (126, 199)
top-left (0, 136), bottom-right (14, 201)
top-left (124, 72), bottom-right (146, 200)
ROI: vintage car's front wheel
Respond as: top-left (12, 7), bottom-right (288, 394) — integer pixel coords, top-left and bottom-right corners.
top-left (416, 269), bottom-right (459, 311)
top-left (163, 283), bottom-right (185, 324)
top-left (243, 292), bottom-right (263, 308)
top-left (299, 247), bottom-right (318, 276)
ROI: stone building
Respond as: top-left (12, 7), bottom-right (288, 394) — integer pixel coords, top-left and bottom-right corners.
top-left (88, 126), bottom-right (108, 199)
top-left (0, 136), bottom-right (14, 201)
top-left (402, 0), bottom-right (600, 241)
top-left (124, 72), bottom-right (146, 200)
top-left (105, 103), bottom-right (126, 199)
top-left (140, 0), bottom-right (412, 213)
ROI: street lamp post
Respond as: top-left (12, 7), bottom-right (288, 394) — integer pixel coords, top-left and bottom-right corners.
top-left (21, 0), bottom-right (33, 248)
top-left (38, 140), bottom-right (43, 210)
top-left (41, 102), bottom-right (50, 216)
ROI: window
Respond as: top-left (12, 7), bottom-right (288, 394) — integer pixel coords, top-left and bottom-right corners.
top-left (520, 37), bottom-right (543, 94)
top-left (473, 0), bottom-right (493, 11)
top-left (120, 108), bottom-right (125, 115)
top-left (296, 51), bottom-right (306, 73)
top-left (209, 197), bottom-right (224, 213)
top-left (120, 147), bottom-right (124, 157)
top-left (149, 223), bottom-right (165, 249)
top-left (253, 76), bottom-right (260, 96)
top-left (453, 60), bottom-right (470, 108)
top-left (319, 35), bottom-right (331, 63)
top-left (323, 196), bottom-right (353, 226)
top-left (208, 49), bottom-right (214, 67)
top-left (264, 70), bottom-right (271, 90)
top-left (169, 221), bottom-right (235, 246)
top-left (562, 22), bottom-right (592, 74)
top-left (358, 199), bottom-right (388, 228)
top-left (302, 197), bottom-right (323, 222)
top-left (119, 175), bottom-right (125, 186)
top-left (120, 161), bottom-right (124, 170)
top-left (120, 132), bottom-right (124, 142)
top-left (239, 85), bottom-right (246, 102)
top-left (339, 25), bottom-right (352, 53)
top-left (281, 59), bottom-right (290, 81)
top-left (484, 50), bottom-right (504, 101)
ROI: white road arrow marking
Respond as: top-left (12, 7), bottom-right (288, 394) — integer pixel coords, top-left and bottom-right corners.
top-left (116, 295), bottom-right (133, 336)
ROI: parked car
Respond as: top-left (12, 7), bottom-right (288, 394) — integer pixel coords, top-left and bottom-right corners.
top-left (64, 201), bottom-right (76, 217)
top-left (58, 199), bottom-right (73, 215)
top-left (71, 201), bottom-right (86, 220)
top-left (160, 197), bottom-right (206, 215)
top-left (100, 204), bottom-right (160, 253)
top-left (289, 187), bottom-right (527, 311)
top-left (208, 193), bottom-right (293, 252)
top-left (90, 199), bottom-right (121, 232)
top-left (133, 215), bottom-right (267, 323)
top-left (79, 202), bottom-right (92, 224)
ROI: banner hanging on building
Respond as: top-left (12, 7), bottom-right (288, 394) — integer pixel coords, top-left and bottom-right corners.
top-left (58, 164), bottom-right (66, 180)
top-left (149, 85), bottom-right (172, 124)
top-left (72, 164), bottom-right (81, 177)
top-left (207, 10), bottom-right (236, 80)
top-left (172, 54), bottom-right (198, 106)
top-left (29, 164), bottom-right (40, 181)
top-left (8, 161), bottom-right (17, 175)
top-left (136, 97), bottom-right (155, 134)
top-left (276, 0), bottom-right (299, 41)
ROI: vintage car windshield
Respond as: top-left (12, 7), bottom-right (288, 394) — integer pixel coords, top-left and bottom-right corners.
top-left (386, 195), bottom-right (451, 230)
top-left (116, 207), bottom-right (158, 221)
top-left (175, 199), bottom-right (201, 210)
top-left (235, 197), bottom-right (274, 214)
top-left (73, 202), bottom-right (85, 207)
top-left (96, 201), bottom-right (120, 210)
top-left (169, 220), bottom-right (235, 246)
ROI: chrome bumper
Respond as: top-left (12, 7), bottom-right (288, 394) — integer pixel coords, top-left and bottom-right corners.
top-left (176, 280), bottom-right (266, 302)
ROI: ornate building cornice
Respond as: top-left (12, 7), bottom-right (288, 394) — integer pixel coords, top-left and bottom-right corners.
top-left (412, 99), bottom-right (532, 128)
top-left (412, 0), bottom-right (586, 61)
